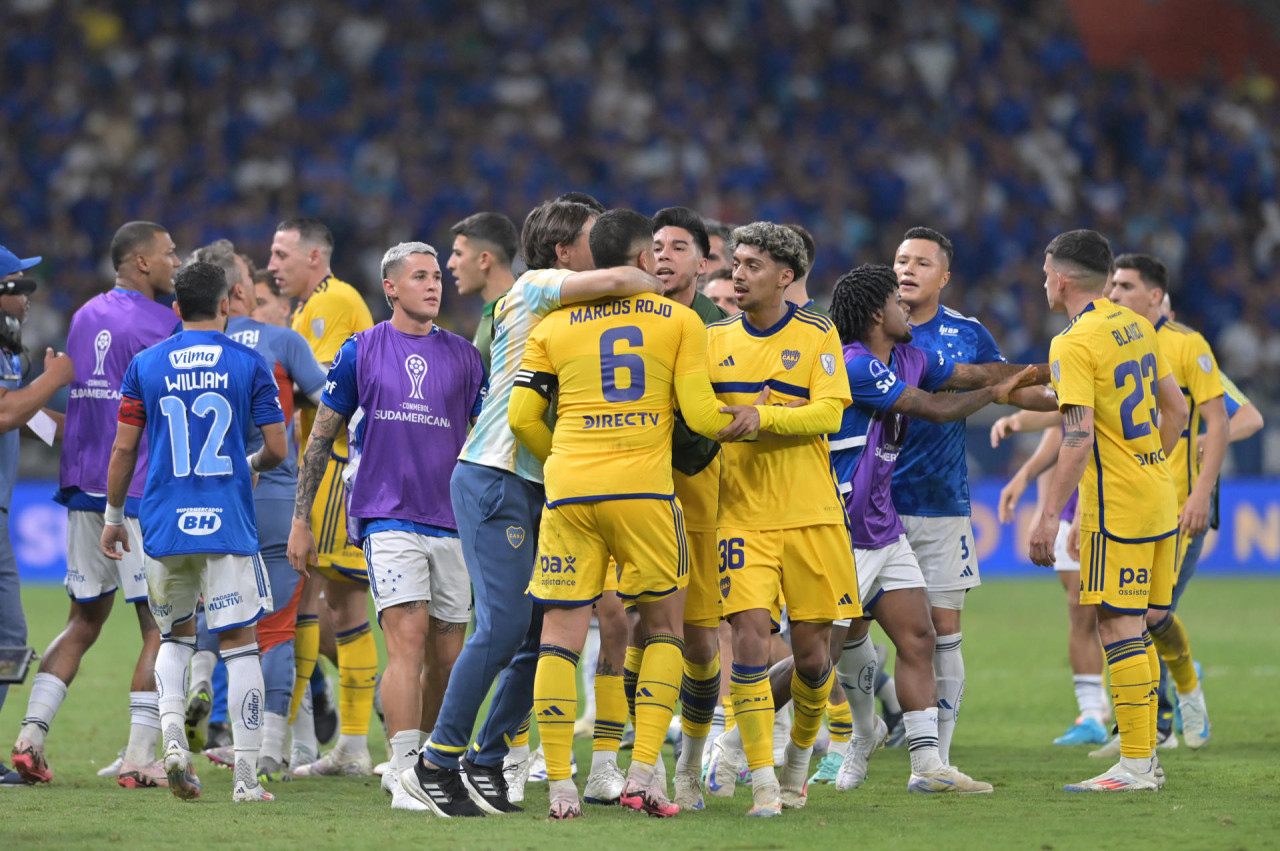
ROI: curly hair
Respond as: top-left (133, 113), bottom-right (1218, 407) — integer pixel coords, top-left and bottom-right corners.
top-left (728, 221), bottom-right (808, 278)
top-left (830, 264), bottom-right (899, 344)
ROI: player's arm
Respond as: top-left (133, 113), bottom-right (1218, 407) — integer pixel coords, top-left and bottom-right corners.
top-left (286, 403), bottom-right (346, 576)
top-left (1227, 400), bottom-right (1263, 442)
top-left (100, 396), bottom-right (145, 560)
top-left (990, 408), bottom-right (1063, 447)
top-left (0, 348), bottom-right (73, 433)
top-left (999, 426), bottom-right (1063, 524)
top-left (940, 361), bottom-right (1049, 391)
top-left (1029, 404), bottom-right (1094, 567)
top-left (1007, 384), bottom-right (1061, 412)
top-left (252, 422), bottom-right (288, 474)
top-left (889, 365), bottom-right (1035, 424)
top-left (508, 383), bottom-right (553, 462)
top-left (558, 267), bottom-right (662, 305)
top-left (1182, 394), bottom-right (1226, 537)
top-left (1155, 371), bottom-right (1188, 458)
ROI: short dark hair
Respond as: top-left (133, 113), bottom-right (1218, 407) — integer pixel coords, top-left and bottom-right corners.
top-left (707, 268), bottom-right (733, 282)
top-left (521, 201), bottom-right (595, 270)
top-left (902, 226), bottom-right (954, 266)
top-left (784, 224), bottom-right (817, 270)
top-left (590, 210), bottom-right (654, 270)
top-left (174, 262), bottom-right (229, 322)
top-left (704, 219), bottom-right (732, 246)
top-left (253, 269), bottom-right (276, 290)
top-left (830, 264), bottom-right (899, 344)
top-left (109, 222), bottom-right (167, 271)
top-left (1045, 229), bottom-right (1112, 278)
top-left (1113, 253), bottom-right (1169, 291)
top-left (556, 192), bottom-right (606, 214)
top-left (450, 212), bottom-right (519, 268)
top-left (652, 207), bottom-right (710, 257)
top-left (275, 217), bottom-right (334, 251)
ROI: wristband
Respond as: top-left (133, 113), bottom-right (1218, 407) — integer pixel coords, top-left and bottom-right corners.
top-left (104, 503), bottom-right (125, 526)
top-left (247, 452), bottom-right (263, 473)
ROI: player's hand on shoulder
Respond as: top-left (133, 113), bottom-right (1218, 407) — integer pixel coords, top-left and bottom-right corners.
top-left (1028, 512), bottom-right (1057, 568)
top-left (44, 348), bottom-right (74, 387)
top-left (99, 523), bottom-right (129, 561)
top-left (286, 519), bottom-right (316, 578)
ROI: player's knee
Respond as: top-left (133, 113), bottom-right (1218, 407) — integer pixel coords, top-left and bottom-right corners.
top-left (793, 644), bottom-right (830, 680)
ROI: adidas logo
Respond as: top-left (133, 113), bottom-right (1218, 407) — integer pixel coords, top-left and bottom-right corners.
top-left (838, 594), bottom-right (853, 605)
top-left (637, 687), bottom-right (654, 698)
top-left (960, 566), bottom-right (973, 577)
top-left (719, 355), bottom-right (735, 367)
top-left (538, 706), bottom-right (565, 717)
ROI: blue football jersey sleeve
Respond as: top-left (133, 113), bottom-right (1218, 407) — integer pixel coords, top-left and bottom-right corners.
top-left (321, 336), bottom-right (360, 418)
top-left (847, 355), bottom-right (906, 413)
top-left (920, 348), bottom-right (956, 392)
top-left (282, 329), bottom-right (328, 398)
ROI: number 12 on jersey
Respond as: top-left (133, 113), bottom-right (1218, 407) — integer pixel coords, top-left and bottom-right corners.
top-left (159, 392), bottom-right (234, 477)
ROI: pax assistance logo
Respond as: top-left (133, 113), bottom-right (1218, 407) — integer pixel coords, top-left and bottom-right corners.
top-left (506, 526), bottom-right (526, 548)
top-left (780, 349), bottom-right (801, 370)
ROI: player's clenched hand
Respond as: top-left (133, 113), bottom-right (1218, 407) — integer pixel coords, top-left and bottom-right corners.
top-left (100, 524), bottom-right (130, 561)
top-left (287, 519), bottom-right (316, 578)
top-left (997, 473), bottom-right (1026, 524)
top-left (1180, 491), bottom-right (1210, 538)
top-left (1028, 512), bottom-right (1058, 567)
top-left (993, 366), bottom-right (1038, 406)
top-left (990, 415), bottom-right (1019, 448)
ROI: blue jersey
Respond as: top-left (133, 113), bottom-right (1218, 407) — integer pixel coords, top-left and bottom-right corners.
top-left (892, 305), bottom-right (1005, 517)
top-left (226, 316), bottom-right (327, 501)
top-left (119, 329), bottom-right (285, 558)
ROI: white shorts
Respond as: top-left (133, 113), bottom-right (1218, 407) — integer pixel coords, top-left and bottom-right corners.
top-left (854, 534), bottom-right (927, 611)
top-left (65, 511), bottom-right (156, 603)
top-left (364, 531), bottom-right (472, 622)
top-left (147, 552), bottom-right (272, 637)
top-left (901, 515), bottom-right (980, 605)
top-left (1053, 519), bottom-right (1081, 573)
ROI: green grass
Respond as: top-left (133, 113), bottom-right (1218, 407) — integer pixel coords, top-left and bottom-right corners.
top-left (3, 579), bottom-right (1277, 849)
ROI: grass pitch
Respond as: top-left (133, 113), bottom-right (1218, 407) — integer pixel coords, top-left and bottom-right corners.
top-left (2, 579), bottom-right (1276, 850)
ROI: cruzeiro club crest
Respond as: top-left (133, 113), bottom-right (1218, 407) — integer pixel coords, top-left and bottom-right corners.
top-left (405, 354), bottom-right (428, 399)
top-left (781, 349), bottom-right (801, 370)
top-left (506, 526), bottom-right (526, 548)
top-left (92, 329), bottom-right (112, 376)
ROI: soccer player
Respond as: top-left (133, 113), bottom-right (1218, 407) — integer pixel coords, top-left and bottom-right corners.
top-left (891, 226), bottom-right (1056, 764)
top-left (1106, 253), bottom-right (1226, 748)
top-left (252, 273), bottom-right (292, 328)
top-left (704, 270), bottom-right (739, 315)
top-left (702, 222), bottom-right (859, 817)
top-left (12, 222), bottom-right (180, 788)
top-left (782, 224), bottom-right (825, 316)
top-left (100, 260), bottom-right (287, 802)
top-left (509, 209), bottom-right (738, 820)
top-left (268, 218), bottom-right (377, 777)
top-left (702, 220), bottom-right (734, 280)
top-left (187, 240), bottom-right (327, 781)
top-left (1028, 230), bottom-right (1186, 792)
top-left (288, 242), bottom-right (486, 813)
top-left (827, 264), bottom-right (1037, 794)
top-left (445, 212), bottom-right (519, 372)
top-left (410, 200), bottom-right (662, 817)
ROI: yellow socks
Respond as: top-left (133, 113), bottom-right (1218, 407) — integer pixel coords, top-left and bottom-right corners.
top-left (334, 622), bottom-right (377, 736)
top-left (680, 655), bottom-right (721, 738)
top-left (632, 633), bottom-right (683, 767)
top-left (623, 645), bottom-right (643, 723)
top-left (1150, 613), bottom-right (1198, 694)
top-left (730, 663), bottom-right (774, 770)
top-left (1104, 636), bottom-right (1153, 759)
top-left (289, 613), bottom-right (320, 723)
top-left (826, 692), bottom-right (853, 745)
top-left (534, 645), bottom-right (579, 781)
top-left (592, 674), bottom-right (626, 753)
top-left (1143, 630), bottom-right (1160, 750)
top-left (722, 695), bottom-right (736, 731)
top-left (510, 712), bottom-right (531, 749)
top-left (790, 664), bottom-right (833, 749)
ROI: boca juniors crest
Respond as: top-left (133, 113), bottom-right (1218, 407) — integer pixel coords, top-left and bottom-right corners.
top-left (506, 526), bottom-right (526, 548)
top-left (781, 349), bottom-right (800, 370)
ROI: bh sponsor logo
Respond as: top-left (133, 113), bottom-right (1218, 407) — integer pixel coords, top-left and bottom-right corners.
top-left (177, 508), bottom-right (222, 536)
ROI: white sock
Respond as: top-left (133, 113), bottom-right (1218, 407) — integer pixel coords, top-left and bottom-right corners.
top-left (261, 712), bottom-right (289, 763)
top-left (837, 634), bottom-right (877, 739)
top-left (505, 743), bottom-right (529, 767)
top-left (721, 723), bottom-right (744, 751)
top-left (125, 691), bottom-right (161, 763)
top-left (933, 632), bottom-right (963, 765)
top-left (581, 623), bottom-right (600, 719)
top-left (222, 642), bottom-right (264, 787)
top-left (707, 704), bottom-right (726, 744)
top-left (772, 705), bottom-right (792, 745)
top-left (291, 688), bottom-right (318, 759)
top-left (1073, 674), bottom-right (1106, 724)
top-left (418, 729), bottom-right (430, 749)
top-left (190, 649), bottom-right (217, 689)
top-left (155, 637), bottom-right (196, 752)
top-left (337, 733), bottom-right (367, 753)
top-left (389, 729), bottom-right (422, 775)
top-left (589, 749), bottom-right (617, 775)
top-left (877, 675), bottom-right (902, 715)
top-left (827, 738), bottom-right (851, 758)
top-left (903, 708), bottom-right (943, 774)
top-left (677, 733), bottom-right (707, 774)
top-left (20, 673), bottom-right (69, 746)
top-left (750, 765), bottom-right (776, 788)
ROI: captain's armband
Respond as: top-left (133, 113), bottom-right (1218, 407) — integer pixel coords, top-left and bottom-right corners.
top-left (513, 369), bottom-right (558, 400)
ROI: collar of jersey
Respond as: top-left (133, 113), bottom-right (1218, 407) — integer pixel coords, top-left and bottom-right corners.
top-left (1071, 301), bottom-right (1100, 321)
top-left (1154, 315), bottom-right (1169, 331)
top-left (910, 302), bottom-right (945, 329)
top-left (741, 302), bottom-right (797, 338)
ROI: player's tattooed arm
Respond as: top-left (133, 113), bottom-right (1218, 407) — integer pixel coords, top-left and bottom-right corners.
top-left (1060, 404), bottom-right (1094, 448)
top-left (293, 403), bottom-right (346, 521)
top-left (1030, 404), bottom-right (1093, 568)
top-left (942, 361), bottom-right (1048, 392)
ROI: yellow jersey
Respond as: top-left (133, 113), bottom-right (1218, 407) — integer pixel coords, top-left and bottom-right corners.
top-left (706, 304), bottom-right (851, 530)
top-left (1050, 298), bottom-right (1177, 542)
top-left (1154, 317), bottom-right (1223, 505)
top-left (292, 275), bottom-right (374, 452)
top-left (519, 293), bottom-right (718, 507)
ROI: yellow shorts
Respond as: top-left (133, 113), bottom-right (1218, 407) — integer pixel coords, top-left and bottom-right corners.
top-left (682, 529), bottom-right (721, 628)
top-left (718, 525), bottom-right (860, 626)
top-left (528, 498), bottom-right (689, 606)
top-left (1079, 531), bottom-right (1177, 614)
top-left (311, 453), bottom-right (367, 584)
top-left (1149, 530), bottom-right (1185, 611)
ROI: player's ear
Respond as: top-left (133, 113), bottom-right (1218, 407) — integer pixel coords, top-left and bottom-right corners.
top-left (477, 250), bottom-right (493, 272)
top-left (172, 301), bottom-right (183, 321)
top-left (382, 278), bottom-right (396, 307)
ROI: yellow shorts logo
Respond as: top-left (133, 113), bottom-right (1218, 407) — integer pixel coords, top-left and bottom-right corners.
top-left (506, 526), bottom-right (526, 548)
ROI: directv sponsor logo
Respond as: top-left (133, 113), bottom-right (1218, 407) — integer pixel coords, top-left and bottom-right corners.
top-left (168, 345), bottom-right (223, 370)
top-left (583, 412), bottom-right (660, 429)
top-left (177, 507), bottom-right (223, 536)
